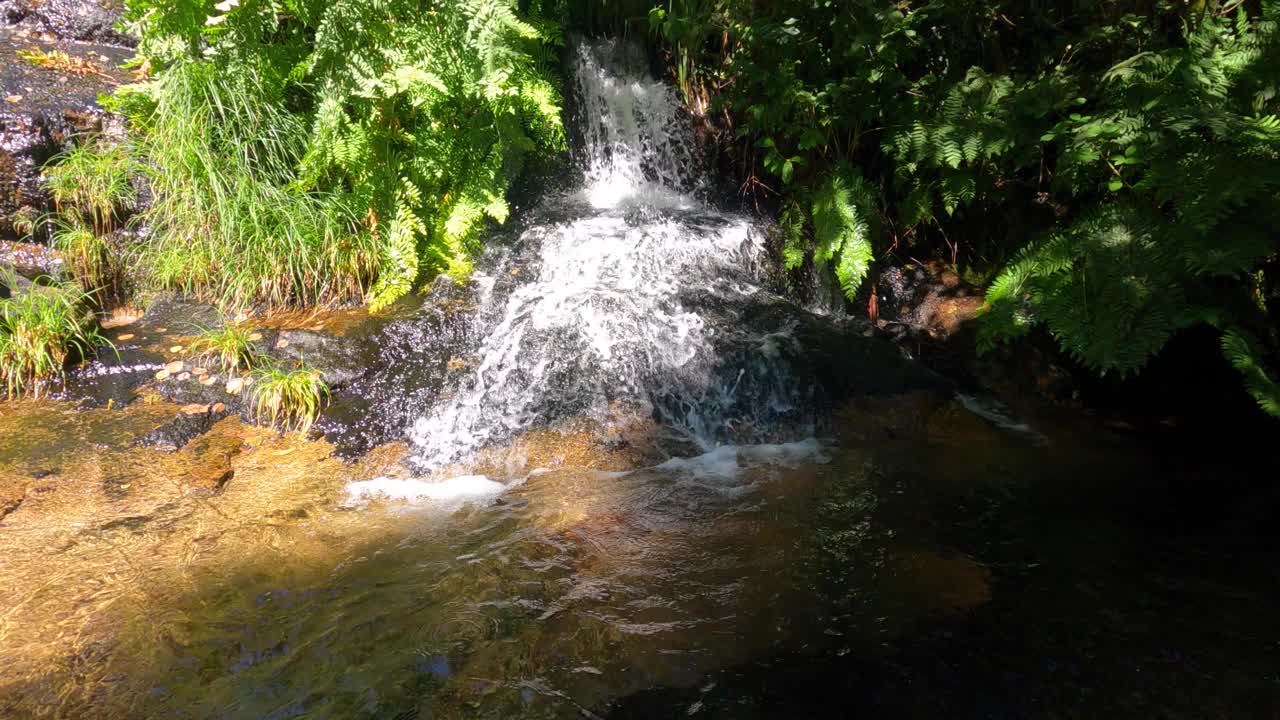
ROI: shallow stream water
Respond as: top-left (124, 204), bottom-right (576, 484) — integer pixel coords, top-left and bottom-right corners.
top-left (1, 397), bottom-right (1277, 718)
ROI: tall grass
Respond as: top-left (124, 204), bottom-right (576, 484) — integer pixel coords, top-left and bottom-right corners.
top-left (249, 361), bottom-right (329, 434)
top-left (133, 61), bottom-right (379, 311)
top-left (0, 271), bottom-right (106, 399)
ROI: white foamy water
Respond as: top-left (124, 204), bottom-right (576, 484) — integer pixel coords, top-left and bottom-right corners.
top-left (656, 439), bottom-right (830, 480)
top-left (344, 475), bottom-right (511, 506)
top-left (572, 40), bottom-right (701, 209)
top-left (334, 35), bottom-right (837, 496)
top-left (388, 37), bottom-right (803, 474)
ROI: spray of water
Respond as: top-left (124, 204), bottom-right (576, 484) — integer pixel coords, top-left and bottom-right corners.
top-left (400, 38), bottom-right (815, 476)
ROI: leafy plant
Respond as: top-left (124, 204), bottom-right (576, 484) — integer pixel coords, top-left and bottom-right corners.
top-left (0, 272), bottom-right (107, 399)
top-left (186, 322), bottom-right (259, 372)
top-left (649, 0), bottom-right (1280, 416)
top-left (121, 60), bottom-right (377, 310)
top-left (249, 361), bottom-right (329, 434)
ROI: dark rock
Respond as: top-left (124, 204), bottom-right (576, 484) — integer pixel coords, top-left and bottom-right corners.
top-left (0, 0), bottom-right (133, 46)
top-left (135, 408), bottom-right (228, 452)
top-left (272, 328), bottom-right (366, 388)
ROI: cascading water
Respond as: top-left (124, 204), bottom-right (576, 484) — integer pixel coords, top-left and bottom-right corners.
top-left (389, 38), bottom-right (823, 477)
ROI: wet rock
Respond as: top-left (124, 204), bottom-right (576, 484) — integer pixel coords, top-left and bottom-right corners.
top-left (896, 548), bottom-right (993, 612)
top-left (0, 0), bottom-right (134, 46)
top-left (872, 263), bottom-right (984, 339)
top-left (0, 469), bottom-right (24, 519)
top-left (163, 360), bottom-right (184, 374)
top-left (135, 407), bottom-right (229, 452)
top-left (0, 26), bottom-right (131, 239)
top-left (271, 328), bottom-right (366, 388)
top-left (0, 239), bottom-right (62, 280)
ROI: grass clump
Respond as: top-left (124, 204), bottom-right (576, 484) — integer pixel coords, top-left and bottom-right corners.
top-left (51, 212), bottom-right (116, 297)
top-left (127, 62), bottom-right (378, 311)
top-left (249, 361), bottom-right (329, 434)
top-left (186, 322), bottom-right (258, 372)
top-left (0, 272), bottom-right (106, 399)
top-left (44, 141), bottom-right (136, 236)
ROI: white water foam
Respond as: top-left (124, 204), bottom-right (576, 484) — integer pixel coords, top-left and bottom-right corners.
top-left (347, 36), bottom-right (822, 490)
top-left (656, 438), bottom-right (830, 480)
top-left (344, 475), bottom-right (511, 507)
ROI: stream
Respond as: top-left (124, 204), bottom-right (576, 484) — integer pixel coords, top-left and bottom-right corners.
top-left (1, 38), bottom-right (1278, 719)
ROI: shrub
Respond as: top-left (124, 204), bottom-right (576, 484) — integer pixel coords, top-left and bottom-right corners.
top-left (248, 361), bottom-right (329, 434)
top-left (649, 0), bottom-right (1280, 417)
top-left (0, 272), bottom-right (106, 399)
top-left (186, 322), bottom-right (259, 372)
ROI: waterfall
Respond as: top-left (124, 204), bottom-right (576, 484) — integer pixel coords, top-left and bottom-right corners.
top-left (401, 38), bottom-right (812, 474)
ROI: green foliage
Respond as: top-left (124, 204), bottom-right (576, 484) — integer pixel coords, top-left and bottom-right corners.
top-left (0, 272), bottom-right (106, 399)
top-left (1221, 326), bottom-right (1280, 417)
top-left (186, 322), bottom-right (259, 372)
top-left (116, 59), bottom-right (377, 311)
top-left (651, 0), bottom-right (1280, 416)
top-left (51, 212), bottom-right (115, 297)
top-left (249, 360), bottom-right (329, 434)
top-left (119, 0), bottom-right (567, 311)
top-left (44, 140), bottom-right (137, 236)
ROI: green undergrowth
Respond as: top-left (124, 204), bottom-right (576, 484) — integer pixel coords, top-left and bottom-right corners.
top-left (108, 0), bottom-right (568, 312)
top-left (648, 0), bottom-right (1280, 417)
top-left (249, 361), bottom-right (330, 435)
top-left (0, 272), bottom-right (107, 399)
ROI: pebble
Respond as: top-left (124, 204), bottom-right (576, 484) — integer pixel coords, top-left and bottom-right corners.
top-left (193, 367), bottom-right (208, 377)
top-left (200, 376), bottom-right (218, 386)
top-left (154, 369), bottom-right (170, 381)
top-left (164, 360), bottom-right (184, 374)
top-left (212, 402), bottom-right (226, 414)
top-left (117, 333), bottom-right (135, 341)
top-left (225, 378), bottom-right (245, 395)
top-left (180, 403), bottom-right (209, 415)
top-left (176, 372), bottom-right (191, 381)
top-left (275, 339), bottom-right (289, 349)
top-left (169, 345), bottom-right (184, 353)
top-left (248, 332), bottom-right (263, 342)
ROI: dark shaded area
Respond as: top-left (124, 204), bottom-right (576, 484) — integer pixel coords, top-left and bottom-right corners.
top-left (608, 429), bottom-right (1280, 719)
top-left (135, 409), bottom-right (229, 452)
